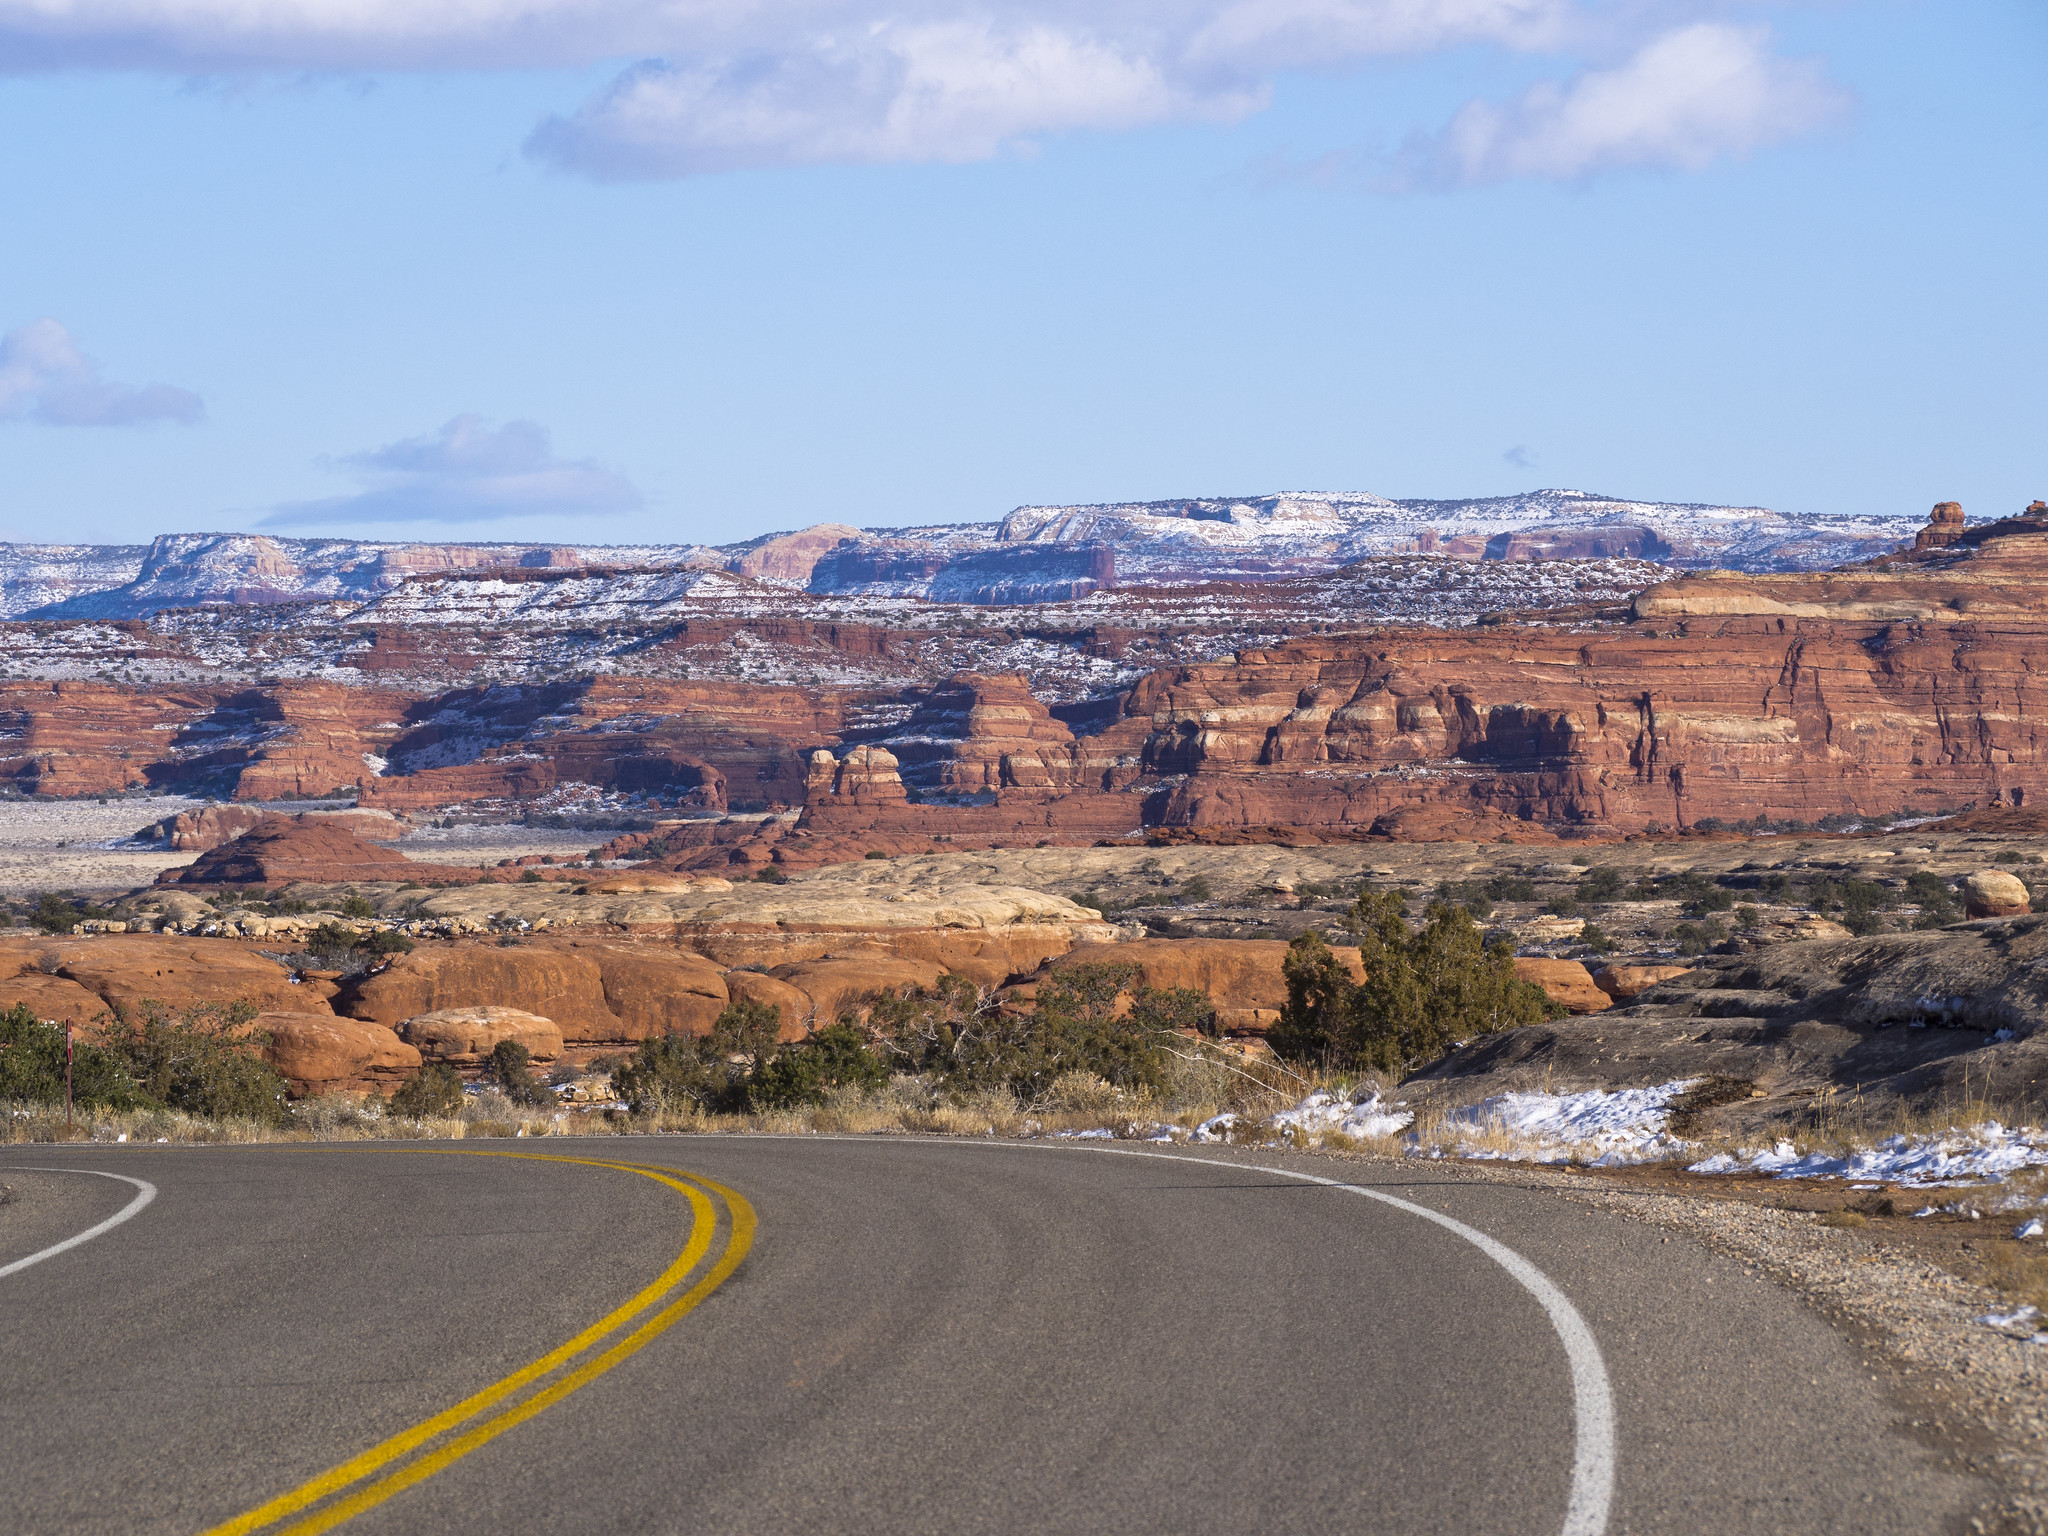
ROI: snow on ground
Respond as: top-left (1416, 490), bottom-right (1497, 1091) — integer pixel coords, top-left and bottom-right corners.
top-left (1688, 1124), bottom-right (2048, 1186)
top-left (1431, 1081), bottom-right (1697, 1166)
top-left (1270, 1090), bottom-right (1414, 1139)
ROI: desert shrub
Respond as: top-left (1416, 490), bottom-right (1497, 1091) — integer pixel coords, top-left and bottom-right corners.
top-left (1434, 882), bottom-right (1493, 921)
top-left (1485, 874), bottom-right (1539, 903)
top-left (305, 922), bottom-right (364, 962)
top-left (867, 966), bottom-right (1168, 1103)
top-left (388, 1062), bottom-right (466, 1118)
top-left (339, 895), bottom-right (375, 919)
top-left (611, 999), bottom-right (784, 1114)
top-left (105, 1001), bottom-right (288, 1125)
top-left (1691, 887), bottom-right (1735, 914)
top-left (30, 892), bottom-right (113, 934)
top-left (0, 1004), bottom-right (141, 1108)
top-left (1570, 853), bottom-right (1592, 867)
top-left (755, 865), bottom-right (789, 884)
top-left (1126, 985), bottom-right (1217, 1037)
top-left (363, 930), bottom-right (415, 956)
top-left (748, 1024), bottom-right (889, 1109)
top-left (483, 1040), bottom-right (553, 1107)
top-left (1807, 877), bottom-right (1894, 935)
top-left (1175, 875), bottom-right (1214, 906)
top-left (1578, 922), bottom-right (1615, 955)
top-left (1906, 871), bottom-right (1959, 928)
top-left (1735, 905), bottom-right (1763, 930)
top-left (520, 868), bottom-right (544, 883)
top-left (1269, 894), bottom-right (1558, 1074)
top-left (864, 850), bottom-right (889, 860)
top-left (1672, 919), bottom-right (1729, 956)
top-left (1543, 895), bottom-right (1581, 918)
top-left (1575, 866), bottom-right (1626, 904)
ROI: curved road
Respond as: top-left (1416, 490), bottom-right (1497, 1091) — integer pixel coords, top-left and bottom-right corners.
top-left (0, 1139), bottom-right (1985, 1535)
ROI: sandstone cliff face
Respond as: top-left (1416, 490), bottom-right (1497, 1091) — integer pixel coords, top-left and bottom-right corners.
top-left (1129, 608), bottom-right (2046, 834)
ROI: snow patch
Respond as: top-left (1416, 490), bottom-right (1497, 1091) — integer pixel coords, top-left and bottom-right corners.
top-left (1689, 1123), bottom-right (2048, 1186)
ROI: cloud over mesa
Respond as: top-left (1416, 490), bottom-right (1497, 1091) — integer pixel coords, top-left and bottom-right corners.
top-left (262, 415), bottom-right (641, 528)
top-left (0, 319), bottom-right (202, 427)
top-left (1393, 24), bottom-right (1850, 187)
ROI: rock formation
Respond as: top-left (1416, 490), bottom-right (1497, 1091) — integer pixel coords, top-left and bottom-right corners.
top-left (137, 803), bottom-right (408, 852)
top-left (1964, 869), bottom-right (2032, 919)
top-left (397, 1005), bottom-right (563, 1065)
top-left (263, 1014), bottom-right (419, 1097)
top-left (164, 817), bottom-right (464, 887)
top-left (1914, 500), bottom-right (1967, 551)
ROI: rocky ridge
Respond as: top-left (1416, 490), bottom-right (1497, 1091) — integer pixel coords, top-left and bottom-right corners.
top-left (3, 486), bottom-right (1909, 623)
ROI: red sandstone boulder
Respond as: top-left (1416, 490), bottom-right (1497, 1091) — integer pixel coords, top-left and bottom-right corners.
top-left (1514, 958), bottom-right (1609, 1013)
top-left (140, 804), bottom-right (410, 853)
top-left (398, 1006), bottom-right (562, 1064)
top-left (1052, 939), bottom-right (1365, 1015)
top-left (720, 972), bottom-right (814, 1040)
top-left (262, 1014), bottom-right (421, 1096)
top-left (0, 969), bottom-right (114, 1028)
top-left (344, 940), bottom-right (728, 1046)
top-left (164, 816), bottom-right (462, 887)
top-left (1965, 869), bottom-right (2033, 919)
top-left (766, 952), bottom-right (949, 1026)
top-left (0, 935), bottom-right (331, 1022)
top-left (1592, 964), bottom-right (1694, 1002)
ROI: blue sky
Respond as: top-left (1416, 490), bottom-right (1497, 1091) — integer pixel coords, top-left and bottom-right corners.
top-left (1, 0), bottom-right (2042, 549)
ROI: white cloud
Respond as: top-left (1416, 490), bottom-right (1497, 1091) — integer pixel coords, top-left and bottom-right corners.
top-left (0, 3), bottom-right (1847, 182)
top-left (1390, 23), bottom-right (1849, 187)
top-left (527, 20), bottom-right (1268, 177)
top-left (0, 0), bottom-right (1583, 175)
top-left (261, 414), bottom-right (641, 527)
top-left (0, 319), bottom-right (203, 427)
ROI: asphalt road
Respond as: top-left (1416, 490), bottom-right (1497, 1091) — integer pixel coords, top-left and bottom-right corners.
top-left (0, 1138), bottom-right (1987, 1536)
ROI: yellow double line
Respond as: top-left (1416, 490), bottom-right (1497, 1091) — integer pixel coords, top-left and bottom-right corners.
top-left (204, 1150), bottom-right (755, 1536)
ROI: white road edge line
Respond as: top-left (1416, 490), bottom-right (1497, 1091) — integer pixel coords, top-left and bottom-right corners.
top-left (743, 1134), bottom-right (1616, 1536)
top-left (0, 1170), bottom-right (159, 1280)
top-left (1084, 1146), bottom-right (1616, 1536)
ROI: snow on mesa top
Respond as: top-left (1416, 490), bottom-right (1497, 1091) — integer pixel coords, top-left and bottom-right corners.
top-left (987, 488), bottom-right (1913, 580)
top-left (0, 488), bottom-right (1915, 620)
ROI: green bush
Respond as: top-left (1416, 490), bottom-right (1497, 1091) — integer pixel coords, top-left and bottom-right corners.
top-left (1575, 867), bottom-right (1626, 904)
top-left (1578, 922), bottom-right (1615, 955)
top-left (1126, 985), bottom-right (1216, 1037)
top-left (339, 895), bottom-right (375, 919)
top-left (388, 1061), bottom-right (466, 1117)
top-left (1672, 919), bottom-right (1729, 956)
top-left (1484, 874), bottom-right (1539, 903)
top-left (1268, 894), bottom-right (1559, 1074)
top-left (362, 930), bottom-right (415, 956)
top-left (0, 1004), bottom-right (140, 1108)
top-left (755, 865), bottom-right (789, 884)
top-left (1175, 875), bottom-right (1214, 906)
top-left (1434, 882), bottom-right (1493, 921)
top-left (30, 892), bottom-right (113, 934)
top-left (611, 999), bottom-right (784, 1114)
top-left (867, 966), bottom-right (1168, 1103)
top-left (1543, 895), bottom-right (1581, 918)
top-left (105, 1001), bottom-right (288, 1125)
top-left (305, 922), bottom-right (363, 961)
top-left (748, 1023), bottom-right (889, 1109)
top-left (1906, 871), bottom-right (1959, 928)
top-left (484, 1041), bottom-right (554, 1107)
